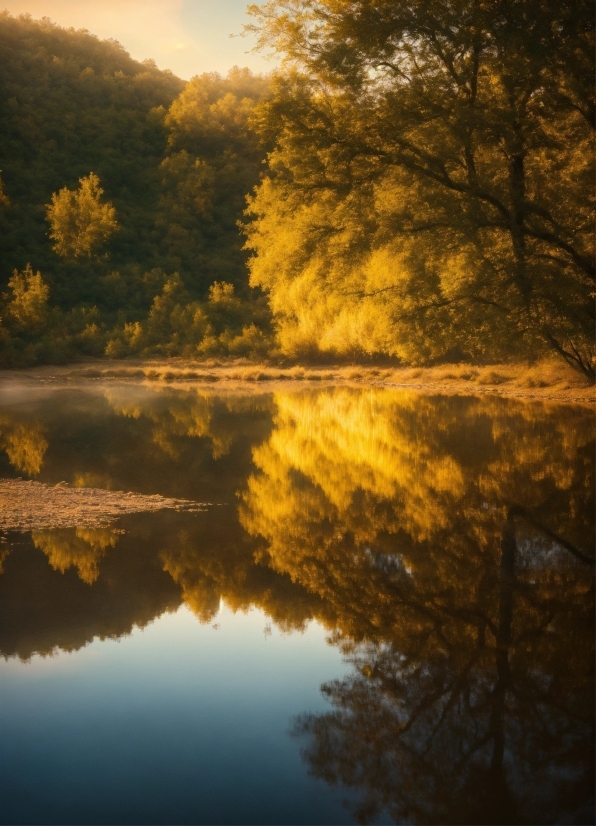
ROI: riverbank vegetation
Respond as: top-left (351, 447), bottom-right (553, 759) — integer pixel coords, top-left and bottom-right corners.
top-left (0, 5), bottom-right (593, 379)
top-left (2, 358), bottom-right (593, 404)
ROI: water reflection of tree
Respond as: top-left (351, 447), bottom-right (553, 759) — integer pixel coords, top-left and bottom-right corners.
top-left (0, 415), bottom-right (48, 476)
top-left (0, 387), bottom-right (593, 821)
top-left (0, 387), bottom-right (274, 502)
top-left (240, 389), bottom-right (594, 824)
top-left (0, 388), bottom-right (326, 653)
top-left (291, 516), bottom-right (593, 824)
top-left (32, 527), bottom-right (119, 584)
top-left (0, 519), bottom-right (180, 659)
top-left (159, 512), bottom-right (327, 631)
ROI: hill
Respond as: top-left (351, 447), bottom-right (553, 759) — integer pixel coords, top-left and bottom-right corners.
top-left (0, 13), bottom-right (272, 365)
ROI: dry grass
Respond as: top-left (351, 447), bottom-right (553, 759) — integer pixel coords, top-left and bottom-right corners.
top-left (1, 358), bottom-right (593, 403)
top-left (476, 368), bottom-right (512, 385)
top-left (384, 360), bottom-right (594, 402)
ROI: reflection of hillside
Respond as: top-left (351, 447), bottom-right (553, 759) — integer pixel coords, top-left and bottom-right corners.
top-left (0, 387), bottom-right (274, 502)
top-left (0, 388), bottom-right (281, 658)
top-left (102, 387), bottom-right (272, 462)
top-left (159, 510), bottom-right (327, 632)
top-left (0, 517), bottom-right (181, 660)
top-left (0, 508), bottom-right (324, 660)
top-left (239, 389), bottom-right (594, 824)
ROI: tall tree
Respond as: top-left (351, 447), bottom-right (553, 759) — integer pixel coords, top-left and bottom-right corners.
top-left (245, 0), bottom-right (595, 375)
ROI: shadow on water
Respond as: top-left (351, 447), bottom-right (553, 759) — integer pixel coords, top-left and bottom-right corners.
top-left (0, 384), bottom-right (593, 824)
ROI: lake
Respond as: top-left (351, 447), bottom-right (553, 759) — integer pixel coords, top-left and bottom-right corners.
top-left (0, 381), bottom-right (593, 825)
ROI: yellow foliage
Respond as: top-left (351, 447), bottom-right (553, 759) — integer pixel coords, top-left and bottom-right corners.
top-left (33, 526), bottom-right (119, 584)
top-left (209, 281), bottom-right (236, 304)
top-left (240, 388), bottom-right (594, 642)
top-left (46, 172), bottom-right (118, 259)
top-left (102, 386), bottom-right (234, 460)
top-left (243, 10), bottom-right (595, 374)
top-left (161, 534), bottom-right (222, 623)
top-left (6, 264), bottom-right (49, 331)
top-left (0, 417), bottom-right (48, 476)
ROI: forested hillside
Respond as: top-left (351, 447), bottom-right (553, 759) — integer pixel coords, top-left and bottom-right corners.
top-left (0, 13), bottom-right (182, 296)
top-left (0, 13), bottom-right (272, 365)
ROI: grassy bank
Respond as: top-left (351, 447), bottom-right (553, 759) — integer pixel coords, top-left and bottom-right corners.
top-left (1, 358), bottom-right (594, 404)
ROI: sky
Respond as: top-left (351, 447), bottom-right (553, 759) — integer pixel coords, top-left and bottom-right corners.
top-left (1, 1), bottom-right (275, 79)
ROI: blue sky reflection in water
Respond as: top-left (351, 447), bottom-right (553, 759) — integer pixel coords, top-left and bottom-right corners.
top-left (1, 604), bottom-right (354, 825)
top-left (0, 383), bottom-right (593, 825)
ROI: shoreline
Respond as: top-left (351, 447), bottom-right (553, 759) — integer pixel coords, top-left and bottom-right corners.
top-left (0, 359), bottom-right (594, 405)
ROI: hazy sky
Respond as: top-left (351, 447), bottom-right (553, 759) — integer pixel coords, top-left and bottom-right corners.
top-left (2, 1), bottom-right (275, 78)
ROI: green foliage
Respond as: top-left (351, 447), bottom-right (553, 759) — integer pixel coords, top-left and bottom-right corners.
top-left (47, 173), bottom-right (118, 259)
top-left (157, 67), bottom-right (272, 293)
top-left (0, 12), bottom-right (183, 302)
top-left (0, 14), bottom-right (272, 366)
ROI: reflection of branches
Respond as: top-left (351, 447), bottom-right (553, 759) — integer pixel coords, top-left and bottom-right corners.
top-left (510, 505), bottom-right (595, 565)
top-left (293, 506), bottom-right (593, 824)
top-left (239, 390), bottom-right (594, 822)
top-left (421, 646), bottom-right (484, 758)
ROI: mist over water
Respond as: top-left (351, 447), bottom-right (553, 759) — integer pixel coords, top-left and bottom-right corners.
top-left (0, 383), bottom-right (593, 825)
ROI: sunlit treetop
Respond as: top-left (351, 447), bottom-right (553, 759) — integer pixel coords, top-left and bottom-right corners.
top-left (46, 173), bottom-right (119, 260)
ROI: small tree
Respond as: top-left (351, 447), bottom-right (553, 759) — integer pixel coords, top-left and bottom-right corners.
top-left (7, 264), bottom-right (50, 331)
top-left (47, 173), bottom-right (118, 258)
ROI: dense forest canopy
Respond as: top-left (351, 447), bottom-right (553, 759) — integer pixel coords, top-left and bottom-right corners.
top-left (0, 4), bottom-right (593, 375)
top-left (0, 13), bottom-right (183, 290)
top-left (0, 12), bottom-right (272, 364)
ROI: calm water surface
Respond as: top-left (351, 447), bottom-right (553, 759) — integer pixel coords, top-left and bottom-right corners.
top-left (0, 382), bottom-right (594, 825)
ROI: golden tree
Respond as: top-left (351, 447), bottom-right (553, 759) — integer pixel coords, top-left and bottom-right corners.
top-left (0, 414), bottom-right (48, 476)
top-left (6, 264), bottom-right (49, 331)
top-left (46, 172), bottom-right (118, 258)
top-left (245, 0), bottom-right (595, 377)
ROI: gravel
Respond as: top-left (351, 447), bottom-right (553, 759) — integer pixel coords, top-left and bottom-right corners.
top-left (0, 478), bottom-right (206, 531)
